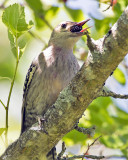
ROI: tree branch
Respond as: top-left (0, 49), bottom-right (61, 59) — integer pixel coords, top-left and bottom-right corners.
top-left (58, 142), bottom-right (66, 159)
top-left (1, 6), bottom-right (128, 160)
top-left (85, 136), bottom-right (102, 154)
top-left (57, 140), bottom-right (104, 160)
top-left (106, 155), bottom-right (127, 159)
top-left (58, 138), bottom-right (103, 160)
top-left (61, 155), bottom-right (105, 160)
top-left (103, 0), bottom-right (114, 12)
top-left (74, 125), bottom-right (96, 137)
top-left (81, 136), bottom-right (102, 160)
top-left (99, 87), bottom-right (128, 99)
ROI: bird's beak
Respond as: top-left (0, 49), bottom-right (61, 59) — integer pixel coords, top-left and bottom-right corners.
top-left (77, 19), bottom-right (90, 27)
top-left (70, 19), bottom-right (91, 34)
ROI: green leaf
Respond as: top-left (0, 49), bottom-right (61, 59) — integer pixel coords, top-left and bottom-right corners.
top-left (113, 68), bottom-right (126, 85)
top-left (116, 106), bottom-right (128, 119)
top-left (19, 50), bottom-right (24, 59)
top-left (0, 128), bottom-right (6, 136)
top-left (25, 0), bottom-right (45, 29)
top-left (26, 1), bottom-right (58, 29)
top-left (18, 37), bottom-right (26, 49)
top-left (8, 30), bottom-right (17, 59)
top-left (85, 96), bottom-right (128, 154)
top-left (45, 7), bottom-right (59, 21)
top-left (25, 0), bottom-right (44, 14)
top-left (0, 60), bottom-right (14, 79)
top-left (64, 6), bottom-right (85, 22)
top-left (63, 129), bottom-right (87, 146)
top-left (2, 3), bottom-right (33, 37)
top-left (94, 18), bottom-right (112, 38)
top-left (113, 2), bottom-right (123, 17)
top-left (86, 97), bottom-right (115, 134)
top-left (101, 133), bottom-right (128, 150)
top-left (18, 34), bottom-right (30, 59)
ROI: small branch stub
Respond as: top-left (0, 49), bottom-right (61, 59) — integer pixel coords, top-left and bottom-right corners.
top-left (57, 142), bottom-right (66, 159)
top-left (75, 125), bottom-right (96, 137)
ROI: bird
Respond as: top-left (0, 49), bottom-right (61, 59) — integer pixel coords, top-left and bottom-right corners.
top-left (21, 19), bottom-right (90, 160)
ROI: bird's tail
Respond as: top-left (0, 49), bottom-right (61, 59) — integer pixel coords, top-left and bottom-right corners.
top-left (47, 147), bottom-right (57, 160)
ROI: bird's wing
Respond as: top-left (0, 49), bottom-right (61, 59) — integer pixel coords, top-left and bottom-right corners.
top-left (23, 63), bottom-right (37, 98)
top-left (21, 62), bottom-right (37, 133)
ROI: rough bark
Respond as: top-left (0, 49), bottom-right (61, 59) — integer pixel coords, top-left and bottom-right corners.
top-left (1, 6), bottom-right (128, 160)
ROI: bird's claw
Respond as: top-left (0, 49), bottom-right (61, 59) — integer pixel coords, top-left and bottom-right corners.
top-left (37, 115), bottom-right (48, 135)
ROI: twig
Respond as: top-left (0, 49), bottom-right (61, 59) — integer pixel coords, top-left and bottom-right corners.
top-left (0, 4), bottom-right (5, 9)
top-left (37, 14), bottom-right (53, 30)
top-left (82, 136), bottom-right (102, 160)
top-left (0, 0), bottom-right (8, 9)
top-left (99, 87), bottom-right (128, 99)
top-left (28, 31), bottom-right (47, 46)
top-left (58, 142), bottom-right (66, 159)
top-left (58, 137), bottom-right (103, 160)
top-left (0, 99), bottom-right (6, 110)
top-left (75, 125), bottom-right (96, 137)
top-left (103, 0), bottom-right (114, 12)
top-left (106, 155), bottom-right (127, 159)
top-left (61, 154), bottom-right (105, 160)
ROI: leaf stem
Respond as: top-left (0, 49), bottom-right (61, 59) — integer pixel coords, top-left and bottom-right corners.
top-left (0, 99), bottom-right (6, 110)
top-left (0, 77), bottom-right (11, 81)
top-left (5, 36), bottom-right (19, 146)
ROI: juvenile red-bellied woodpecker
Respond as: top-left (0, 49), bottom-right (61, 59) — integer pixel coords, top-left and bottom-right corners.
top-left (21, 19), bottom-right (90, 160)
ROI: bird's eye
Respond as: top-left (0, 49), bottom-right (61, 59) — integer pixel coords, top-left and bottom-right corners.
top-left (61, 24), bottom-right (67, 29)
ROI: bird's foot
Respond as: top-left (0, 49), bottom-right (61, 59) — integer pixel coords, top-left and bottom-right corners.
top-left (37, 115), bottom-right (48, 135)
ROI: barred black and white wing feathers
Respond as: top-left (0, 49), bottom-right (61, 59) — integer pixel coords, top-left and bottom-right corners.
top-left (21, 62), bottom-right (37, 133)
top-left (23, 63), bottom-right (37, 98)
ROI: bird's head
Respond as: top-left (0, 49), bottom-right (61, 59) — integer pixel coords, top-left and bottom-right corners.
top-left (48, 19), bottom-right (90, 48)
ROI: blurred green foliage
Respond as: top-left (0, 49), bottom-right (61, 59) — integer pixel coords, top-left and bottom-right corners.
top-left (113, 68), bottom-right (126, 85)
top-left (0, 0), bottom-right (128, 158)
